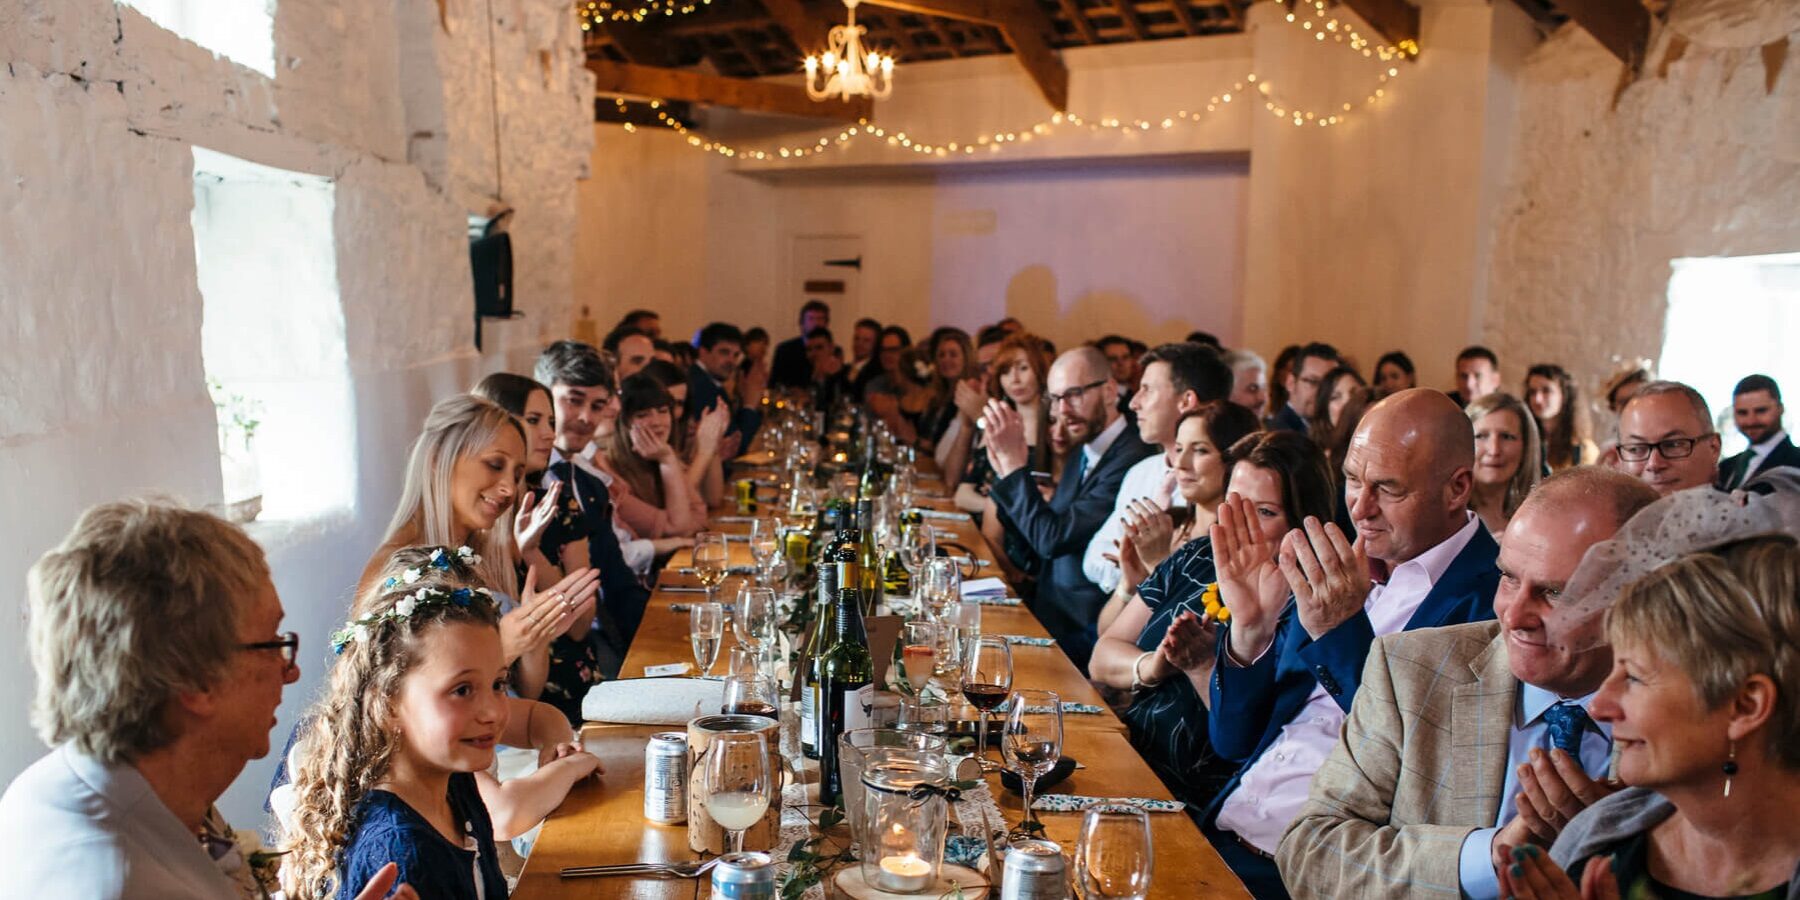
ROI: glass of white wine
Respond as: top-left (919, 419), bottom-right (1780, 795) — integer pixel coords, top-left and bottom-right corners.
top-left (690, 601), bottom-right (724, 676)
top-left (693, 531), bottom-right (730, 604)
top-left (1075, 805), bottom-right (1153, 900)
top-left (703, 732), bottom-right (773, 854)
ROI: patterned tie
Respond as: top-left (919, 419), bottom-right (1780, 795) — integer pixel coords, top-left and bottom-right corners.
top-left (1543, 701), bottom-right (1594, 756)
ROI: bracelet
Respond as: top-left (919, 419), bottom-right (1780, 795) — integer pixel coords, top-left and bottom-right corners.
top-left (1130, 651), bottom-right (1165, 692)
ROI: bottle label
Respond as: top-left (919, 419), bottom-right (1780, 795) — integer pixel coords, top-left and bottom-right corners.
top-left (800, 684), bottom-right (817, 750)
top-left (844, 685), bottom-right (874, 734)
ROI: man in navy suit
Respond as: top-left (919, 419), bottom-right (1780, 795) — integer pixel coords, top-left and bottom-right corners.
top-left (685, 322), bottom-right (764, 452)
top-left (984, 346), bottom-right (1157, 672)
top-left (1268, 342), bottom-right (1339, 433)
top-left (1204, 389), bottom-right (1500, 898)
top-left (770, 300), bottom-right (832, 389)
top-left (1717, 374), bottom-right (1800, 490)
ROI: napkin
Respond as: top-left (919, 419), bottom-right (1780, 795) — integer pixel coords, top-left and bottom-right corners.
top-left (972, 596), bottom-right (1023, 607)
top-left (995, 700), bottom-right (1106, 715)
top-left (1001, 635), bottom-right (1056, 647)
top-left (581, 677), bottom-right (725, 725)
top-left (960, 577), bottom-right (1010, 601)
top-left (913, 509), bottom-right (969, 522)
top-left (669, 603), bottom-right (737, 613)
top-left (1030, 795), bottom-right (1186, 813)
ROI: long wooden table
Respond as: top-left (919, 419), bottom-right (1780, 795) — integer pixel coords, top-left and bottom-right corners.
top-left (512, 469), bottom-right (1249, 899)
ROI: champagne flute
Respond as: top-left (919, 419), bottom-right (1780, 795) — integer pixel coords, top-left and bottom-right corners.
top-left (900, 621), bottom-right (939, 694)
top-left (693, 531), bottom-right (730, 605)
top-left (721, 673), bottom-right (781, 719)
top-left (749, 517), bottom-right (781, 584)
top-left (702, 732), bottom-right (773, 854)
top-left (690, 601), bottom-right (724, 676)
top-left (959, 635), bottom-right (1013, 772)
top-left (1003, 689), bottom-right (1064, 833)
top-left (1075, 805), bottom-right (1154, 900)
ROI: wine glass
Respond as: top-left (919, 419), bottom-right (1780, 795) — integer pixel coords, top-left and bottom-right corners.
top-left (749, 517), bottom-right (781, 584)
top-left (734, 586), bottom-right (777, 661)
top-left (919, 557), bottom-right (960, 622)
top-left (1003, 689), bottom-right (1064, 833)
top-left (899, 518), bottom-right (937, 592)
top-left (892, 465), bottom-right (916, 512)
top-left (702, 732), bottom-right (773, 854)
top-left (1075, 805), bottom-right (1154, 900)
top-left (693, 532), bottom-right (730, 604)
top-left (690, 601), bottom-right (724, 676)
top-left (722, 673), bottom-right (781, 719)
top-left (959, 635), bottom-right (1013, 772)
top-left (726, 643), bottom-right (760, 677)
top-left (900, 621), bottom-right (939, 694)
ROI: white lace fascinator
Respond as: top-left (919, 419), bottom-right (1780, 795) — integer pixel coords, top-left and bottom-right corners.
top-left (1550, 470), bottom-right (1800, 652)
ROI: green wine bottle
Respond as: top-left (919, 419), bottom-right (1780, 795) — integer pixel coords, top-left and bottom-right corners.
top-left (816, 586), bottom-right (872, 807)
top-left (799, 562), bottom-right (839, 760)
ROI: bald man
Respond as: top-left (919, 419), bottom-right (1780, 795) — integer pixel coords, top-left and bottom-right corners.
top-left (983, 346), bottom-right (1156, 671)
top-left (1202, 389), bottom-right (1502, 899)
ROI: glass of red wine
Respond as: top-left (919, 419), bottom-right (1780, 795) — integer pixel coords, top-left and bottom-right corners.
top-left (722, 673), bottom-right (781, 720)
top-left (960, 635), bottom-right (1014, 772)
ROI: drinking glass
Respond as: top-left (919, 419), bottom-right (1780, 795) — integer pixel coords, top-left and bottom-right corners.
top-left (722, 673), bottom-right (782, 719)
top-left (919, 557), bottom-right (960, 621)
top-left (892, 465), bottom-right (916, 512)
top-left (702, 732), bottom-right (773, 854)
top-left (727, 643), bottom-right (760, 677)
top-left (897, 694), bottom-right (949, 734)
top-left (959, 635), bottom-right (1013, 773)
top-left (748, 517), bottom-right (781, 583)
top-left (930, 622), bottom-right (964, 691)
top-left (900, 621), bottom-right (940, 694)
top-left (734, 586), bottom-right (777, 656)
top-left (693, 532), bottom-right (730, 604)
top-left (1003, 689), bottom-right (1064, 833)
top-left (899, 519), bottom-right (937, 588)
top-left (1075, 805), bottom-right (1154, 900)
top-left (950, 599), bottom-right (981, 641)
top-left (839, 730), bottom-right (949, 851)
top-left (690, 601), bottom-right (724, 676)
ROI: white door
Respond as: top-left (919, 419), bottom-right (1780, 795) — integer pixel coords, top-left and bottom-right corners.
top-left (789, 235), bottom-right (862, 321)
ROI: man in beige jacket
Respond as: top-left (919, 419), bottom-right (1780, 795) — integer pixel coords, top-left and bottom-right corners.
top-left (1276, 468), bottom-right (1660, 898)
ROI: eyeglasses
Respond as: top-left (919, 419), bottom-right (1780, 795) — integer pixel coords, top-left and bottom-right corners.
top-left (1617, 437), bottom-right (1705, 462)
top-left (241, 632), bottom-right (300, 666)
top-left (1046, 380), bottom-right (1107, 408)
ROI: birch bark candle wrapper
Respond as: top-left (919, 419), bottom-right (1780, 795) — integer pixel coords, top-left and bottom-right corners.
top-left (687, 714), bottom-right (784, 854)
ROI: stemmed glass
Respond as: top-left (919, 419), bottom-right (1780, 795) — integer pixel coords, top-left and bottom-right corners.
top-left (690, 601), bottom-right (723, 676)
top-left (899, 519), bottom-right (937, 603)
top-left (960, 635), bottom-right (1013, 772)
top-left (1003, 689), bottom-right (1065, 834)
top-left (734, 586), bottom-right (777, 668)
top-left (702, 732), bottom-right (773, 854)
top-left (721, 673), bottom-right (782, 719)
top-left (1075, 805), bottom-right (1154, 900)
top-left (693, 531), bottom-right (730, 605)
top-left (919, 557), bottom-right (961, 622)
top-left (892, 465), bottom-right (916, 512)
top-left (748, 517), bottom-right (781, 585)
top-left (900, 621), bottom-right (940, 694)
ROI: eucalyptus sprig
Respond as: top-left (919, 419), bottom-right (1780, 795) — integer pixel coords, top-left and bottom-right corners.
top-left (778, 803), bottom-right (855, 900)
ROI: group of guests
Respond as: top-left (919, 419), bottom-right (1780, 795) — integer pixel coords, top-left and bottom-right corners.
top-left (4, 298), bottom-right (1797, 900)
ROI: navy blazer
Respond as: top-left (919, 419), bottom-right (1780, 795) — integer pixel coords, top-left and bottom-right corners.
top-left (1267, 404), bottom-right (1308, 434)
top-left (686, 363), bottom-right (762, 449)
top-left (989, 420), bottom-right (1157, 672)
top-left (769, 336), bottom-right (812, 389)
top-left (543, 459), bottom-right (653, 667)
top-left (1202, 521), bottom-right (1500, 823)
top-left (1717, 435), bottom-right (1800, 490)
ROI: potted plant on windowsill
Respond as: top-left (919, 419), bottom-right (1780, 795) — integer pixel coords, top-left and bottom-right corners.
top-left (209, 379), bottom-right (264, 524)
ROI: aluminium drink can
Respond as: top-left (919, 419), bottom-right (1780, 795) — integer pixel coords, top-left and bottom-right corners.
top-left (1001, 838), bottom-right (1068, 900)
top-left (710, 851), bottom-right (776, 900)
top-left (644, 732), bottom-right (689, 824)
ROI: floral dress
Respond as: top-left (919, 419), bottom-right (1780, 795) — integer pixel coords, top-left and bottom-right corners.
top-left (534, 469), bottom-right (602, 725)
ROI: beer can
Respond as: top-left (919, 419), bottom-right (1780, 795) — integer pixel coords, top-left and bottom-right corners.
top-left (644, 732), bottom-right (689, 824)
top-left (735, 479), bottom-right (757, 514)
top-left (711, 851), bottom-right (776, 900)
top-left (1001, 839), bottom-right (1068, 900)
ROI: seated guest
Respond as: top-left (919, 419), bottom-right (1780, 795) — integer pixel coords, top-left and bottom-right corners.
top-left (938, 325), bottom-right (1016, 492)
top-left (801, 326), bottom-right (853, 408)
top-left (771, 300), bottom-right (830, 389)
top-left (740, 326), bottom-right (769, 375)
top-left (1090, 430), bottom-right (1330, 808)
top-left (1311, 365), bottom-right (1374, 536)
top-left (1596, 362), bottom-right (1654, 467)
top-left (1223, 348), bottom-right (1269, 419)
top-left (1617, 380), bottom-right (1723, 496)
top-left (602, 374), bottom-right (710, 539)
top-left (1467, 392), bottom-right (1543, 535)
top-left (869, 347), bottom-right (937, 445)
top-left (1275, 467), bottom-right (1659, 899)
top-left (1525, 363), bottom-right (1597, 471)
top-left (1204, 389), bottom-right (1500, 898)
top-left (1520, 528), bottom-right (1800, 898)
top-left (638, 357), bottom-right (731, 507)
top-left (982, 346), bottom-right (1157, 670)
top-left (686, 321), bottom-right (763, 451)
top-left (1083, 343), bottom-right (1236, 594)
top-left (918, 327), bottom-right (974, 450)
top-left (1451, 345), bottom-right (1504, 408)
top-left (845, 317), bottom-right (881, 386)
top-left (1718, 374), bottom-right (1800, 490)
top-left (1373, 350), bottom-right (1417, 399)
top-left (661, 339), bottom-right (695, 371)
top-left (1270, 342), bottom-right (1339, 433)
top-left (954, 334), bottom-right (1051, 580)
top-left (860, 325), bottom-right (913, 402)
top-left (0, 500), bottom-right (415, 899)
top-left (603, 326), bottom-right (656, 379)
top-left (616, 308), bottom-right (661, 340)
top-left (1097, 334), bottom-right (1143, 400)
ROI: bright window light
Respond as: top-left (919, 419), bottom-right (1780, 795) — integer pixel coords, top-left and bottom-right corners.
top-left (1660, 252), bottom-right (1800, 455)
top-left (121, 0), bottom-right (276, 77)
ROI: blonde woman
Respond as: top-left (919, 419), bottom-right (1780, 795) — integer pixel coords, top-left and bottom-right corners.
top-left (1466, 392), bottom-right (1543, 534)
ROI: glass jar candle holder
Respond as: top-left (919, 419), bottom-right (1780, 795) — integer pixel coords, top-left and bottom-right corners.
top-left (860, 750), bottom-right (952, 894)
top-left (839, 730), bottom-right (948, 853)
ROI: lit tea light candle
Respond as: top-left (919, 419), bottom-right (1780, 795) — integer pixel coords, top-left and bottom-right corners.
top-left (877, 853), bottom-right (932, 892)
top-left (832, 451), bottom-right (848, 463)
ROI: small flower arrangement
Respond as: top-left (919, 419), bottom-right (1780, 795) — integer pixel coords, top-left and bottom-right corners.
top-left (380, 545), bottom-right (483, 590)
top-left (202, 810), bottom-right (283, 899)
top-left (1200, 582), bottom-right (1231, 623)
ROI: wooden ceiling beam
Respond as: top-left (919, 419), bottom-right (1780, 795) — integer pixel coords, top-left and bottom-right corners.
top-left (1335, 0), bottom-right (1419, 54)
top-left (1166, 0), bottom-right (1200, 36)
top-left (594, 19), bottom-right (676, 67)
top-left (1058, 0), bottom-right (1099, 44)
top-left (1112, 0), bottom-right (1147, 39)
top-left (1549, 0), bottom-right (1651, 67)
top-left (585, 59), bottom-right (873, 120)
top-left (861, 0), bottom-right (1069, 109)
top-left (759, 0), bottom-right (842, 57)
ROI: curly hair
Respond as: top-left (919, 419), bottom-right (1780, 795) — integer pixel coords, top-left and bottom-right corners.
top-left (282, 547), bottom-right (500, 898)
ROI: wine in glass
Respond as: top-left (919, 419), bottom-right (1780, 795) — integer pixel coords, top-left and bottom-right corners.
top-left (900, 620), bottom-right (939, 694)
top-left (1003, 689), bottom-right (1065, 833)
top-left (722, 673), bottom-right (781, 719)
top-left (702, 732), bottom-right (773, 854)
top-left (690, 601), bottom-right (724, 676)
top-left (693, 531), bottom-right (730, 604)
top-left (959, 635), bottom-right (1013, 772)
top-left (1075, 805), bottom-right (1154, 900)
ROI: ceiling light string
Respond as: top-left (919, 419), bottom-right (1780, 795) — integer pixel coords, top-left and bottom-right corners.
top-left (577, 0), bottom-right (714, 28)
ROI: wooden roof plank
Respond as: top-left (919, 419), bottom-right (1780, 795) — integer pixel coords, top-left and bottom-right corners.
top-left (585, 58), bottom-right (874, 120)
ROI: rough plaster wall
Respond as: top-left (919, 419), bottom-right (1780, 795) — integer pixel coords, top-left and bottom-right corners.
top-left (1485, 3), bottom-right (1800, 405)
top-left (0, 0), bottom-right (593, 822)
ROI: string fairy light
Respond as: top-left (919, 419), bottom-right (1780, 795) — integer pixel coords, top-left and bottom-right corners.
top-left (577, 0), bottom-right (714, 27)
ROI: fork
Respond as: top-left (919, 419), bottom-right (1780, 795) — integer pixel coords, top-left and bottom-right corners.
top-left (560, 858), bottom-right (719, 879)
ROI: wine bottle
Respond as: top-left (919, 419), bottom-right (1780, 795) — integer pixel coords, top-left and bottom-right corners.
top-left (832, 528), bottom-right (863, 611)
top-left (800, 562), bottom-right (840, 760)
top-left (854, 499), bottom-right (881, 612)
top-left (816, 586), bottom-right (873, 807)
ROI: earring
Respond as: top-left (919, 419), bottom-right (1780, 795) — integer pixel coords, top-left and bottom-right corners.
top-left (1722, 740), bottom-right (1738, 798)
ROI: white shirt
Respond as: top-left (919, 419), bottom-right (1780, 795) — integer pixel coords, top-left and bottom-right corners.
top-left (1745, 429), bottom-right (1789, 479)
top-left (0, 745), bottom-right (239, 899)
top-left (1082, 451), bottom-right (1189, 593)
top-left (1080, 415), bottom-right (1129, 480)
top-left (1215, 513), bottom-right (1483, 854)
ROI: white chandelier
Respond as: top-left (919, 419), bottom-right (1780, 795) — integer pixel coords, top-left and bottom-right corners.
top-left (803, 0), bottom-right (895, 102)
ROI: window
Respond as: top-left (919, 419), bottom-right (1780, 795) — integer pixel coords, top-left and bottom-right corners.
top-left (192, 147), bottom-right (353, 528)
top-left (1660, 252), bottom-right (1800, 455)
top-left (121, 0), bottom-right (276, 77)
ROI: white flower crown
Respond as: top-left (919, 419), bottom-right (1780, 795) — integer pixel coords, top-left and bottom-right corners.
top-left (330, 584), bottom-right (498, 654)
top-left (380, 545), bottom-right (483, 591)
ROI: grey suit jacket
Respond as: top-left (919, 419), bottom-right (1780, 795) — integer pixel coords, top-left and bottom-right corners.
top-left (1276, 620), bottom-right (1514, 898)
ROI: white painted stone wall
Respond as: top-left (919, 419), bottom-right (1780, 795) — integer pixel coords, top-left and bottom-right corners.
top-left (0, 0), bottom-right (593, 824)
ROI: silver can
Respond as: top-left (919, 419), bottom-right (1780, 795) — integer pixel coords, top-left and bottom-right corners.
top-left (710, 851), bottom-right (776, 900)
top-left (1001, 839), bottom-right (1068, 900)
top-left (644, 732), bottom-right (688, 824)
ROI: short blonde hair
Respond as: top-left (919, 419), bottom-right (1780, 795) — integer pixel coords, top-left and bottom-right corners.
top-left (1466, 391), bottom-right (1543, 519)
top-left (1609, 534), bottom-right (1800, 769)
top-left (27, 498), bottom-right (269, 763)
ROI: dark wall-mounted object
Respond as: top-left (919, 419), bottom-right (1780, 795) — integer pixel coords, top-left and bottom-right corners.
top-left (471, 209), bottom-right (520, 351)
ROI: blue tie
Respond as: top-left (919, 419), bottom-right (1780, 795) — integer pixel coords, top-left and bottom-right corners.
top-left (1543, 702), bottom-right (1593, 756)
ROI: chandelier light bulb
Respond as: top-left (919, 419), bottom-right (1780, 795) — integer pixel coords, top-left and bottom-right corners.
top-left (805, 0), bottom-right (895, 102)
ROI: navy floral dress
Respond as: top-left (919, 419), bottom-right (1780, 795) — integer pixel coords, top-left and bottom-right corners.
top-left (335, 772), bottom-right (508, 900)
top-left (533, 469), bottom-right (602, 725)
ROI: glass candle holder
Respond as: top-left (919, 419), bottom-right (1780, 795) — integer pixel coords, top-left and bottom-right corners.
top-left (860, 750), bottom-right (952, 894)
top-left (838, 730), bottom-right (948, 854)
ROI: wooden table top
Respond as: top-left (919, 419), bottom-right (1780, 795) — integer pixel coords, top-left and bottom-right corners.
top-left (511, 474), bottom-right (1248, 899)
